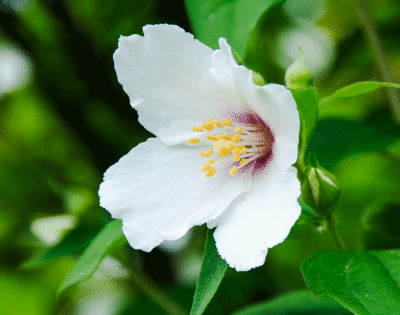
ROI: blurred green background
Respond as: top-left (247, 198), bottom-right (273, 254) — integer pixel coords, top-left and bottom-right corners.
top-left (1, 0), bottom-right (400, 314)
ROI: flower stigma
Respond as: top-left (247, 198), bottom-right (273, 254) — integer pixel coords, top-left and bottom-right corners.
top-left (189, 114), bottom-right (274, 178)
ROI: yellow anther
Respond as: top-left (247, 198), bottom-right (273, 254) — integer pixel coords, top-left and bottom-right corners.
top-left (233, 135), bottom-right (241, 142)
top-left (232, 147), bottom-right (240, 154)
top-left (219, 148), bottom-right (231, 157)
top-left (189, 138), bottom-right (200, 144)
top-left (201, 159), bottom-right (215, 172)
top-left (206, 135), bottom-right (218, 141)
top-left (236, 145), bottom-right (246, 149)
top-left (227, 135), bottom-right (233, 141)
top-left (227, 142), bottom-right (235, 150)
top-left (200, 148), bottom-right (214, 157)
top-left (229, 166), bottom-right (238, 176)
top-left (192, 126), bottom-right (204, 132)
top-left (239, 148), bottom-right (248, 154)
top-left (206, 167), bottom-right (216, 178)
top-left (234, 126), bottom-right (242, 134)
top-left (201, 122), bottom-right (214, 131)
top-left (213, 120), bottom-right (223, 128)
top-left (240, 159), bottom-right (249, 165)
top-left (221, 119), bottom-right (232, 126)
top-left (233, 154), bottom-right (240, 162)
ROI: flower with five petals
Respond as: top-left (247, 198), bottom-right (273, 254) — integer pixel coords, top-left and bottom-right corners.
top-left (99, 24), bottom-right (301, 271)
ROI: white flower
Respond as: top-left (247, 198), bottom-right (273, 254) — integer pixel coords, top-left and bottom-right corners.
top-left (99, 24), bottom-right (301, 271)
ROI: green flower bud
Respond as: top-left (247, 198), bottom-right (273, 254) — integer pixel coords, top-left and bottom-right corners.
top-left (301, 165), bottom-right (340, 215)
top-left (252, 71), bottom-right (266, 86)
top-left (285, 52), bottom-right (312, 90)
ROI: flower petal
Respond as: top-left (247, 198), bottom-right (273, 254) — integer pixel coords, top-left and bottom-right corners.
top-left (99, 138), bottom-right (252, 252)
top-left (114, 24), bottom-right (228, 146)
top-left (214, 38), bottom-right (300, 146)
top-left (213, 163), bottom-right (301, 271)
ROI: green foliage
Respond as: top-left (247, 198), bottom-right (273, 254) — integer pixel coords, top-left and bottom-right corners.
top-left (290, 87), bottom-right (319, 167)
top-left (362, 203), bottom-right (400, 250)
top-left (307, 110), bottom-right (400, 169)
top-left (190, 229), bottom-right (228, 315)
top-left (232, 290), bottom-right (351, 315)
top-left (58, 220), bottom-right (126, 296)
top-left (184, 0), bottom-right (284, 56)
top-left (301, 250), bottom-right (400, 314)
top-left (320, 81), bottom-right (400, 106)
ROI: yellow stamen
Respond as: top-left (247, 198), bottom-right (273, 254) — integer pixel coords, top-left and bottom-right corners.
top-left (219, 148), bottom-right (231, 157)
top-left (233, 154), bottom-right (240, 162)
top-left (232, 147), bottom-right (240, 154)
top-left (234, 126), bottom-right (242, 134)
top-left (189, 138), bottom-right (200, 144)
top-left (233, 135), bottom-right (241, 142)
top-left (229, 166), bottom-right (238, 176)
top-left (200, 148), bottom-right (214, 157)
top-left (227, 135), bottom-right (233, 141)
top-left (206, 135), bottom-right (218, 141)
top-left (213, 120), bottom-right (223, 128)
top-left (221, 119), bottom-right (232, 126)
top-left (192, 126), bottom-right (204, 132)
top-left (201, 122), bottom-right (214, 131)
top-left (206, 167), bottom-right (216, 178)
top-left (240, 159), bottom-right (249, 165)
top-left (201, 159), bottom-right (215, 172)
top-left (239, 148), bottom-right (247, 154)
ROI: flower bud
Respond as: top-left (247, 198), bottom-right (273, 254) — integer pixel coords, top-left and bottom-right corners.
top-left (252, 71), bottom-right (266, 86)
top-left (301, 165), bottom-right (340, 215)
top-left (285, 52), bottom-right (312, 90)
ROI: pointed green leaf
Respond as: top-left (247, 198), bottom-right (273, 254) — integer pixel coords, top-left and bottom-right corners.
top-left (290, 87), bottom-right (319, 162)
top-left (190, 229), bottom-right (228, 315)
top-left (301, 250), bottom-right (400, 315)
top-left (184, 0), bottom-right (284, 57)
top-left (232, 290), bottom-right (351, 315)
top-left (320, 81), bottom-right (400, 106)
top-left (57, 219), bottom-right (126, 296)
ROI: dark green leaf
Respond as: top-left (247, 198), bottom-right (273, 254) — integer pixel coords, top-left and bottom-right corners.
top-left (362, 203), bottom-right (400, 250)
top-left (184, 0), bottom-right (284, 57)
top-left (301, 251), bottom-right (369, 314)
top-left (301, 250), bottom-right (400, 314)
top-left (290, 87), bottom-right (319, 162)
top-left (232, 290), bottom-right (351, 315)
top-left (307, 110), bottom-right (400, 169)
top-left (346, 252), bottom-right (400, 313)
top-left (57, 219), bottom-right (126, 296)
top-left (320, 81), bottom-right (400, 106)
top-left (190, 229), bottom-right (228, 315)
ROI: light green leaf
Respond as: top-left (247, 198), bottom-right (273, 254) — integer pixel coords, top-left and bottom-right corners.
top-left (190, 229), bottom-right (228, 315)
top-left (184, 0), bottom-right (284, 57)
top-left (232, 290), bottom-right (351, 315)
top-left (320, 81), bottom-right (400, 106)
top-left (301, 250), bottom-right (400, 314)
top-left (57, 219), bottom-right (126, 296)
top-left (290, 87), bottom-right (319, 162)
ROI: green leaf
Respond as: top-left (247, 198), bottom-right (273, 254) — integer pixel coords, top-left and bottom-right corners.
top-left (307, 109), bottom-right (400, 169)
top-left (57, 219), bottom-right (126, 296)
top-left (362, 203), bottom-right (400, 250)
top-left (232, 290), bottom-right (351, 315)
top-left (21, 225), bottom-right (98, 269)
top-left (301, 250), bottom-right (400, 314)
top-left (184, 0), bottom-right (284, 57)
top-left (190, 229), bottom-right (228, 315)
top-left (290, 87), bottom-right (319, 163)
top-left (320, 81), bottom-right (400, 106)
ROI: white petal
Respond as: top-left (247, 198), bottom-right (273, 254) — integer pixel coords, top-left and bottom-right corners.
top-left (99, 138), bottom-right (251, 252)
top-left (213, 162), bottom-right (301, 271)
top-left (114, 24), bottom-right (229, 146)
top-left (215, 39), bottom-right (300, 146)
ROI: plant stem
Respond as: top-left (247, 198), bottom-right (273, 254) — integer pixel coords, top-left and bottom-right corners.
top-left (128, 268), bottom-right (188, 315)
top-left (325, 214), bottom-right (347, 251)
top-left (356, 0), bottom-right (400, 123)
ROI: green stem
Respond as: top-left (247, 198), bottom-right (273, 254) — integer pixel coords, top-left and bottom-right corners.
top-left (128, 268), bottom-right (188, 315)
top-left (325, 214), bottom-right (347, 251)
top-left (357, 0), bottom-right (400, 123)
